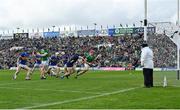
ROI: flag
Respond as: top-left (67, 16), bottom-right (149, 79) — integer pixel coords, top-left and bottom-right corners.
top-left (140, 21), bottom-right (143, 26)
top-left (107, 25), bottom-right (109, 29)
top-left (27, 29), bottom-right (29, 33)
top-left (133, 23), bottom-right (136, 27)
top-left (48, 28), bottom-right (50, 32)
top-left (120, 24), bottom-right (123, 27)
top-left (52, 26), bottom-right (55, 32)
top-left (94, 23), bottom-right (97, 30)
top-left (58, 28), bottom-right (60, 32)
top-left (16, 28), bottom-right (20, 33)
top-left (101, 25), bottom-right (103, 30)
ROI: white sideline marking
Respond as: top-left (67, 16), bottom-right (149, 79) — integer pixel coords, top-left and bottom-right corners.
top-left (77, 87), bottom-right (101, 91)
top-left (19, 87), bottom-right (140, 109)
top-left (0, 86), bottom-right (102, 95)
top-left (172, 85), bottom-right (180, 87)
top-left (0, 80), bottom-right (39, 86)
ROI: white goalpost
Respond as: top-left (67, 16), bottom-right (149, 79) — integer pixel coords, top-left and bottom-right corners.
top-left (177, 0), bottom-right (180, 80)
top-left (145, 0), bottom-right (180, 80)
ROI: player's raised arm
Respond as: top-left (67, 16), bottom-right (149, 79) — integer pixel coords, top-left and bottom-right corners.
top-left (95, 54), bottom-right (102, 61)
top-left (16, 57), bottom-right (20, 65)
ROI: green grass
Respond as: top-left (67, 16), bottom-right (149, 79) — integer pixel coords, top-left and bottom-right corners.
top-left (0, 70), bottom-right (180, 109)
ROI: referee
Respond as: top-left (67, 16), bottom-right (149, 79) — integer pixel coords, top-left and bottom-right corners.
top-left (141, 43), bottom-right (154, 88)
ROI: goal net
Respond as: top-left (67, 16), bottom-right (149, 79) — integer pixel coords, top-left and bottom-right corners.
top-left (147, 22), bottom-right (180, 87)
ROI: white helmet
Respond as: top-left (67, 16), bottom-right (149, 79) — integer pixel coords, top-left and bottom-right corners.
top-left (61, 51), bottom-right (65, 55)
top-left (55, 52), bottom-right (60, 55)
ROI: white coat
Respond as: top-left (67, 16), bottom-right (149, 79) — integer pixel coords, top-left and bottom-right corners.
top-left (141, 47), bottom-right (154, 69)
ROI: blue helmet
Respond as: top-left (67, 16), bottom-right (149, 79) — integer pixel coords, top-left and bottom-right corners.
top-left (21, 52), bottom-right (29, 57)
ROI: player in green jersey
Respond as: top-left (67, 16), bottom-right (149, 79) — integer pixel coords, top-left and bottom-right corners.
top-left (75, 49), bottom-right (101, 78)
top-left (37, 49), bottom-right (49, 79)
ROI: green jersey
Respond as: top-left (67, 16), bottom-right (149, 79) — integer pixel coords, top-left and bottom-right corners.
top-left (84, 52), bottom-right (96, 63)
top-left (40, 50), bottom-right (49, 61)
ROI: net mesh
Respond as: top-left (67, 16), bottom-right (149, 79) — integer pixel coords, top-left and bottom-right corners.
top-left (148, 22), bottom-right (179, 87)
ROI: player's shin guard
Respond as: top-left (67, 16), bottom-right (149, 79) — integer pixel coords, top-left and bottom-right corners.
top-left (25, 70), bottom-right (31, 80)
top-left (13, 71), bottom-right (19, 80)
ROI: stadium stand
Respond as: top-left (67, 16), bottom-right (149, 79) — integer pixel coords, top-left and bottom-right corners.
top-left (0, 33), bottom-right (177, 69)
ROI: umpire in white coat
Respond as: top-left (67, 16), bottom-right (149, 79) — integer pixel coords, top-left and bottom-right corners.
top-left (141, 43), bottom-right (154, 88)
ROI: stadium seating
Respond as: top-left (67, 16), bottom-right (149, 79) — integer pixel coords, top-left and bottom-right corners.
top-left (0, 34), bottom-right (176, 69)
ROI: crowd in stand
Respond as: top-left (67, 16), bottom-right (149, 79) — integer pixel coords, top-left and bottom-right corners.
top-left (148, 34), bottom-right (176, 68)
top-left (0, 33), bottom-right (177, 69)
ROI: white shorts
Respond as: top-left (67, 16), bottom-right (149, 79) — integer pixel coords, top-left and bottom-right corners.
top-left (41, 61), bottom-right (49, 66)
top-left (66, 65), bottom-right (76, 70)
top-left (34, 63), bottom-right (42, 68)
top-left (64, 64), bottom-right (67, 68)
top-left (84, 63), bottom-right (90, 70)
top-left (18, 64), bottom-right (29, 69)
top-left (48, 65), bottom-right (59, 69)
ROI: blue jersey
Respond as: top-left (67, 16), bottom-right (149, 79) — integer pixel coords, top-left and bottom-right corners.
top-left (35, 55), bottom-right (42, 64)
top-left (19, 52), bottom-right (29, 65)
top-left (69, 54), bottom-right (80, 64)
top-left (66, 54), bottom-right (80, 67)
top-left (60, 54), bottom-right (69, 65)
top-left (49, 55), bottom-right (60, 66)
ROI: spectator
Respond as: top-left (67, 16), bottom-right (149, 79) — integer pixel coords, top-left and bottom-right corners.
top-left (0, 34), bottom-right (176, 69)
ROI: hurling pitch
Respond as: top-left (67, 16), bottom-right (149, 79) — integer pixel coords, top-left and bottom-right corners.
top-left (0, 70), bottom-right (180, 109)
